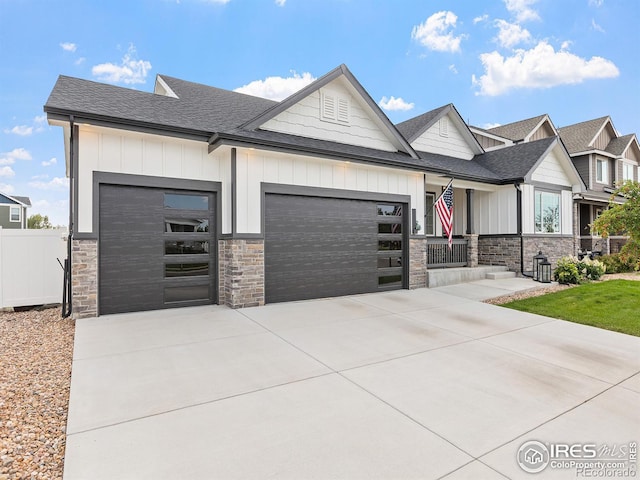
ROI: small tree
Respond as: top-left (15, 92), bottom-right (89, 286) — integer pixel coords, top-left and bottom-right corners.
top-left (592, 180), bottom-right (640, 268)
top-left (27, 213), bottom-right (53, 229)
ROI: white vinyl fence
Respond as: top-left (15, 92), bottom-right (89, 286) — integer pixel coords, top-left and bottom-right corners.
top-left (0, 228), bottom-right (68, 308)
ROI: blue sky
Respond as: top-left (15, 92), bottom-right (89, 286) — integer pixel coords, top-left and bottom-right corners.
top-left (1, 0), bottom-right (637, 226)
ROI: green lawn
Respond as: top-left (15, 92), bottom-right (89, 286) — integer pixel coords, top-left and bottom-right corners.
top-left (502, 280), bottom-right (640, 337)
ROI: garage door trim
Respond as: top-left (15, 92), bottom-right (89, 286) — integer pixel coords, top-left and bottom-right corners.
top-left (94, 172), bottom-right (221, 315)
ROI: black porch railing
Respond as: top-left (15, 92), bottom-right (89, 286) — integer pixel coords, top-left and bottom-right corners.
top-left (427, 237), bottom-right (468, 268)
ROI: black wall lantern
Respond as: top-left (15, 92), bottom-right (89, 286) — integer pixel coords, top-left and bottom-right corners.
top-left (538, 259), bottom-right (552, 283)
top-left (533, 251), bottom-right (546, 281)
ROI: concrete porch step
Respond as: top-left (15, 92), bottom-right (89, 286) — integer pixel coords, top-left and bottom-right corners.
top-left (486, 271), bottom-right (517, 280)
top-left (426, 265), bottom-right (509, 288)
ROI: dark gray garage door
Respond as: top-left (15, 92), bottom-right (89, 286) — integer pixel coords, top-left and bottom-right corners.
top-left (99, 185), bottom-right (216, 315)
top-left (265, 194), bottom-right (406, 303)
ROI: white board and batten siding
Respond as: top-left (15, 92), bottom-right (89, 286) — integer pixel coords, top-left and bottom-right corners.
top-left (410, 115), bottom-right (476, 160)
top-left (235, 148), bottom-right (424, 234)
top-left (262, 78), bottom-right (400, 152)
top-left (474, 187), bottom-right (518, 235)
top-left (76, 126), bottom-right (232, 234)
top-left (0, 228), bottom-right (67, 308)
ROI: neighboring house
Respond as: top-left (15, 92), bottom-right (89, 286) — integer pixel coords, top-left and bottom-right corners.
top-left (44, 64), bottom-right (583, 319)
top-left (472, 114), bottom-right (558, 147)
top-left (0, 193), bottom-right (31, 229)
top-left (558, 116), bottom-right (640, 254)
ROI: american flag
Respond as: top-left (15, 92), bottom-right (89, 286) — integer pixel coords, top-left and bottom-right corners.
top-left (435, 180), bottom-right (454, 250)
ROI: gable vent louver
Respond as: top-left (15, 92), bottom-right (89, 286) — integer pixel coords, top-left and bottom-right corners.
top-left (337, 97), bottom-right (349, 124)
top-left (321, 90), bottom-right (350, 125)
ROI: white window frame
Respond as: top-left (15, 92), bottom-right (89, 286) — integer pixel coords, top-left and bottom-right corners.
top-left (424, 192), bottom-right (436, 236)
top-left (534, 190), bottom-right (561, 234)
top-left (622, 162), bottom-right (635, 182)
top-left (9, 206), bottom-right (21, 223)
top-left (595, 158), bottom-right (608, 184)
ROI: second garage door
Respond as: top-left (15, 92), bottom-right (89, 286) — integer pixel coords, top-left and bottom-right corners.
top-left (265, 193), bottom-right (406, 303)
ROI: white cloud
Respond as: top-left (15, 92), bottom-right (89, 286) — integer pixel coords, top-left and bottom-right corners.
top-left (0, 157), bottom-right (14, 166)
top-left (411, 11), bottom-right (465, 53)
top-left (0, 166), bottom-right (16, 178)
top-left (203, 0), bottom-right (231, 3)
top-left (4, 125), bottom-right (33, 136)
top-left (234, 71), bottom-right (315, 101)
top-left (32, 199), bottom-right (51, 209)
top-left (378, 96), bottom-right (415, 111)
top-left (42, 157), bottom-right (57, 167)
top-left (60, 42), bottom-right (77, 52)
top-left (591, 19), bottom-right (605, 33)
top-left (275, 0), bottom-right (286, 5)
top-left (0, 183), bottom-right (15, 194)
top-left (473, 14), bottom-right (489, 24)
top-left (494, 19), bottom-right (531, 48)
top-left (28, 177), bottom-right (70, 190)
top-left (31, 174), bottom-right (50, 180)
top-left (92, 44), bottom-right (152, 85)
top-left (449, 64), bottom-right (459, 74)
top-left (504, 0), bottom-right (540, 22)
top-left (75, 57), bottom-right (86, 65)
top-left (5, 116), bottom-right (47, 136)
top-left (472, 41), bottom-right (619, 96)
top-left (589, 0), bottom-right (604, 6)
top-left (4, 148), bottom-right (32, 161)
top-left (483, 122), bottom-right (502, 129)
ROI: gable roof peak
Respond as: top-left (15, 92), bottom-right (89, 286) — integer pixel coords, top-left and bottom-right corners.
top-left (239, 63), bottom-right (419, 158)
top-left (486, 113), bottom-right (553, 142)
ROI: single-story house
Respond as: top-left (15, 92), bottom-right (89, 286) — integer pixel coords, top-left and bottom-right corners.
top-left (44, 64), bottom-right (584, 318)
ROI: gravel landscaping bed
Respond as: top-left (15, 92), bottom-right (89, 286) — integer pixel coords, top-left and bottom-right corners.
top-left (0, 308), bottom-right (74, 480)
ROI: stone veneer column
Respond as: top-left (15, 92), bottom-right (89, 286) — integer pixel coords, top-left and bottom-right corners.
top-left (464, 234), bottom-right (479, 268)
top-left (218, 239), bottom-right (265, 308)
top-left (71, 239), bottom-right (98, 319)
top-left (409, 237), bottom-right (427, 289)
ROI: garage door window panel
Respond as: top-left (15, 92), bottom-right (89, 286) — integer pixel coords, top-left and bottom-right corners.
top-left (165, 263), bottom-right (209, 278)
top-left (164, 240), bottom-right (209, 255)
top-left (164, 193), bottom-right (209, 210)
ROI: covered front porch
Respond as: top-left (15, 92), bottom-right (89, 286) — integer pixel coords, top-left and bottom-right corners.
top-left (423, 177), bottom-right (510, 270)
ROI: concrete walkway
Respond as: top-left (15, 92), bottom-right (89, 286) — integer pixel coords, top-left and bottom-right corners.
top-left (64, 281), bottom-right (640, 479)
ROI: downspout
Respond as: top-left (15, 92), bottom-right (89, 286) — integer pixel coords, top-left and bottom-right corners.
top-left (515, 182), bottom-right (531, 277)
top-left (62, 116), bottom-right (75, 318)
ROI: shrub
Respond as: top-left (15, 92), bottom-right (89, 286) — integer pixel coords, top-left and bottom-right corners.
top-left (553, 256), bottom-right (606, 284)
top-left (576, 257), bottom-right (606, 281)
top-left (553, 257), bottom-right (580, 284)
top-left (600, 253), bottom-right (635, 274)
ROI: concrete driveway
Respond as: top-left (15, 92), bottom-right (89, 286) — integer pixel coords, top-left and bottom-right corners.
top-left (64, 282), bottom-right (640, 479)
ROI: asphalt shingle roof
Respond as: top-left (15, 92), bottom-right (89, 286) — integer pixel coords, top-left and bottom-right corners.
top-left (13, 196), bottom-right (31, 207)
top-left (45, 73), bottom-right (562, 185)
top-left (557, 116), bottom-right (609, 154)
top-left (605, 134), bottom-right (634, 156)
top-left (45, 75), bottom-right (276, 135)
top-left (487, 114), bottom-right (547, 142)
top-left (395, 105), bottom-right (450, 142)
top-left (474, 136), bottom-right (556, 181)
